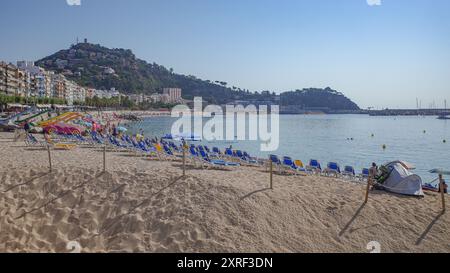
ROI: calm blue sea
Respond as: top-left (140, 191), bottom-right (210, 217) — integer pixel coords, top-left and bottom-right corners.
top-left (126, 114), bottom-right (450, 183)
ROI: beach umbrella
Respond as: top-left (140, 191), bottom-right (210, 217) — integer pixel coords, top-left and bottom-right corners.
top-left (117, 126), bottom-right (128, 132)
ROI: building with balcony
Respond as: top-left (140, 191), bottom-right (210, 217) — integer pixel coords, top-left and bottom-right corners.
top-left (18, 61), bottom-right (53, 98)
top-left (0, 62), bottom-right (24, 97)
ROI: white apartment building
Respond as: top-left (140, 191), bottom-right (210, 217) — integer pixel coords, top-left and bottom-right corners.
top-left (162, 88), bottom-right (182, 103)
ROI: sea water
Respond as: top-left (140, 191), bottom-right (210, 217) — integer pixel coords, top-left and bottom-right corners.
top-left (126, 114), bottom-right (450, 183)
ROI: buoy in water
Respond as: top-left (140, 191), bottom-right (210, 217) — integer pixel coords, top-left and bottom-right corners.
top-left (371, 134), bottom-right (374, 137)
top-left (423, 130), bottom-right (426, 134)
top-left (382, 144), bottom-right (387, 150)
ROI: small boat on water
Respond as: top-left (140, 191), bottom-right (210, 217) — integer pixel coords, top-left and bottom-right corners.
top-left (437, 112), bottom-right (450, 120)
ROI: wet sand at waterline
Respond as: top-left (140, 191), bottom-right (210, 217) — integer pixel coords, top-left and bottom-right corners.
top-left (0, 132), bottom-right (448, 253)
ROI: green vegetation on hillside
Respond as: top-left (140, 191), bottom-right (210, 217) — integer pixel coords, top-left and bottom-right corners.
top-left (36, 43), bottom-right (360, 110)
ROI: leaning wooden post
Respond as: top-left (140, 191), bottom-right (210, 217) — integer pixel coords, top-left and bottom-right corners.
top-left (182, 146), bottom-right (186, 177)
top-left (103, 145), bottom-right (106, 173)
top-left (270, 160), bottom-right (273, 190)
top-left (364, 176), bottom-right (371, 203)
top-left (439, 174), bottom-right (446, 211)
top-left (47, 145), bottom-right (52, 173)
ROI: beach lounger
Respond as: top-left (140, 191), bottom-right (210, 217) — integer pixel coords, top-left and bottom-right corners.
top-left (212, 147), bottom-right (221, 155)
top-left (108, 135), bottom-right (129, 151)
top-left (204, 146), bottom-right (211, 153)
top-left (294, 160), bottom-right (307, 173)
top-left (269, 154), bottom-right (282, 173)
top-left (324, 162), bottom-right (341, 177)
top-left (25, 133), bottom-right (47, 147)
top-left (358, 168), bottom-right (370, 181)
top-left (342, 165), bottom-right (356, 178)
top-left (210, 147), bottom-right (221, 158)
top-left (44, 134), bottom-right (77, 150)
top-left (199, 150), bottom-right (240, 170)
top-left (162, 144), bottom-right (182, 161)
top-left (189, 146), bottom-right (202, 167)
top-left (281, 156), bottom-right (299, 174)
top-left (91, 132), bottom-right (105, 146)
top-left (234, 150), bottom-right (259, 165)
top-left (306, 159), bottom-right (322, 174)
top-left (225, 148), bottom-right (234, 158)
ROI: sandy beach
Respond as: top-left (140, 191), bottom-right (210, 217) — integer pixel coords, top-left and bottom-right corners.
top-left (0, 131), bottom-right (448, 253)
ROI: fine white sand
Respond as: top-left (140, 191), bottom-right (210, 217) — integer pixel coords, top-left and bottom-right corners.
top-left (0, 132), bottom-right (449, 253)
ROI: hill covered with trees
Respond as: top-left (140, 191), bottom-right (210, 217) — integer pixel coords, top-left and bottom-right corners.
top-left (36, 43), bottom-right (359, 110)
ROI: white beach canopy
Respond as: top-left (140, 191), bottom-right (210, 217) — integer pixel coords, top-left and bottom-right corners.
top-left (380, 161), bottom-right (424, 196)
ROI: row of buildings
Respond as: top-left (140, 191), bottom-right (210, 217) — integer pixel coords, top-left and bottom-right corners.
top-left (0, 61), bottom-right (87, 105)
top-left (1, 60), bottom-right (183, 106)
top-left (128, 88), bottom-right (183, 105)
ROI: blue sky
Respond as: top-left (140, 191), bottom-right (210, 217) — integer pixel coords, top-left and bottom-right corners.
top-left (1, 0), bottom-right (449, 109)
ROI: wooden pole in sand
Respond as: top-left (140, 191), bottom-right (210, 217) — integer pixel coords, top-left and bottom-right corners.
top-left (47, 145), bottom-right (52, 172)
top-left (439, 174), bottom-right (446, 211)
top-left (270, 160), bottom-right (273, 189)
top-left (182, 146), bottom-right (186, 177)
top-left (364, 176), bottom-right (371, 203)
top-left (103, 144), bottom-right (106, 173)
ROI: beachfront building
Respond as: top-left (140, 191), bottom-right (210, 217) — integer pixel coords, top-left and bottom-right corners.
top-left (0, 62), bottom-right (27, 97)
top-left (2, 59), bottom-right (109, 105)
top-left (63, 79), bottom-right (76, 105)
top-left (87, 88), bottom-right (122, 99)
top-left (73, 85), bottom-right (86, 104)
top-left (128, 94), bottom-right (145, 104)
top-left (51, 74), bottom-right (67, 100)
top-left (150, 93), bottom-right (162, 103)
top-left (162, 88), bottom-right (182, 103)
top-left (86, 88), bottom-right (96, 99)
top-left (2, 59), bottom-right (118, 106)
top-left (18, 61), bottom-right (54, 98)
top-left (0, 62), bottom-right (6, 95)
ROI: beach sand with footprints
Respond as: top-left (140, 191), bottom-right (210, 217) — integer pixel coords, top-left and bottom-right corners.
top-left (0, 132), bottom-right (449, 253)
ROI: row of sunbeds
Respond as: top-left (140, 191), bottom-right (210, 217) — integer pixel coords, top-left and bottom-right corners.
top-left (24, 131), bottom-right (370, 180)
top-left (269, 155), bottom-right (370, 180)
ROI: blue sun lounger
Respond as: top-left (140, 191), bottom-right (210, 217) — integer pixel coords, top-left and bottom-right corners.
top-left (199, 150), bottom-right (240, 169)
top-left (269, 154), bottom-right (283, 173)
top-left (212, 147), bottom-right (221, 155)
top-left (324, 162), bottom-right (341, 176)
top-left (225, 148), bottom-right (233, 158)
top-left (234, 150), bottom-right (258, 165)
top-left (342, 165), bottom-right (356, 177)
top-left (306, 159), bottom-right (322, 173)
top-left (281, 156), bottom-right (299, 173)
top-left (359, 168), bottom-right (370, 181)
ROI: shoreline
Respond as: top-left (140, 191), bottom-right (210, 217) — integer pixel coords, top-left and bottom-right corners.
top-left (0, 131), bottom-right (448, 253)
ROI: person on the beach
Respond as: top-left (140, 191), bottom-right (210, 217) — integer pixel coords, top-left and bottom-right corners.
top-left (23, 122), bottom-right (31, 133)
top-left (369, 163), bottom-right (378, 176)
top-left (112, 125), bottom-right (117, 137)
top-left (369, 162), bottom-right (378, 187)
top-left (439, 180), bottom-right (448, 194)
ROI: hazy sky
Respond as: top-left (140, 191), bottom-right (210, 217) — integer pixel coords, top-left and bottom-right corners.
top-left (1, 0), bottom-right (449, 109)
